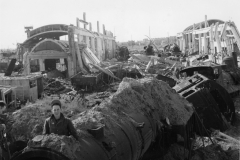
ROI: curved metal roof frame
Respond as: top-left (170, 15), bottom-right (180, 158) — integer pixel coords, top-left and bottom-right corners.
top-left (183, 19), bottom-right (224, 32)
top-left (30, 39), bottom-right (66, 53)
top-left (22, 24), bottom-right (69, 47)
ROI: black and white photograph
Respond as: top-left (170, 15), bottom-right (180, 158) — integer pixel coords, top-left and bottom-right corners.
top-left (0, 0), bottom-right (240, 160)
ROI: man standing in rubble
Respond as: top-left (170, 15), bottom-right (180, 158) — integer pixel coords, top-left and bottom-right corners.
top-left (43, 99), bottom-right (79, 140)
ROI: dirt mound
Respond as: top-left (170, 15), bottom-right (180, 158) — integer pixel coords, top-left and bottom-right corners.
top-left (23, 77), bottom-right (194, 160)
top-left (116, 78), bottom-right (193, 125)
top-left (10, 97), bottom-right (88, 141)
top-left (10, 104), bottom-right (50, 141)
top-left (73, 77), bottom-right (193, 137)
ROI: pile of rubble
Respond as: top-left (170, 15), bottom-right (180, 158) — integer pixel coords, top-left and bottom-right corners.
top-left (18, 77), bottom-right (193, 160)
top-left (43, 77), bottom-right (72, 95)
top-left (9, 95), bottom-right (88, 141)
top-left (10, 104), bottom-right (50, 141)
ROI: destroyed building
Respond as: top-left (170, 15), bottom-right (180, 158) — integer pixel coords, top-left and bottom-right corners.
top-left (176, 16), bottom-right (240, 64)
top-left (19, 13), bottom-right (116, 77)
top-left (1, 13), bottom-right (240, 160)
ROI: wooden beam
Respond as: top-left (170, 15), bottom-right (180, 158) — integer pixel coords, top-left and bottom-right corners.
top-left (204, 15), bottom-right (208, 54)
top-left (75, 42), bottom-right (88, 74)
top-left (97, 21), bottom-right (100, 33)
top-left (83, 12), bottom-right (86, 29)
top-left (221, 23), bottom-right (232, 55)
top-left (89, 22), bottom-right (92, 31)
top-left (205, 15), bottom-right (208, 28)
top-left (182, 33), bottom-right (186, 54)
top-left (76, 18), bottom-right (79, 28)
top-left (188, 33), bottom-right (191, 52)
top-left (229, 21), bottom-right (240, 51)
top-left (72, 27), bottom-right (115, 40)
top-left (103, 24), bottom-right (105, 35)
top-left (220, 22), bottom-right (227, 40)
top-left (192, 24), bottom-right (196, 52)
top-left (199, 21), bottom-right (202, 55)
top-left (215, 22), bottom-right (222, 57)
top-left (68, 26), bottom-right (77, 75)
top-left (209, 24), bottom-right (215, 61)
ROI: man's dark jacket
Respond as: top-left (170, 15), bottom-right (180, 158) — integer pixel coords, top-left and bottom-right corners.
top-left (43, 113), bottom-right (78, 140)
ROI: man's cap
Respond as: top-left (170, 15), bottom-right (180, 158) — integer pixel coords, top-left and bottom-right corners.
top-left (51, 99), bottom-right (61, 108)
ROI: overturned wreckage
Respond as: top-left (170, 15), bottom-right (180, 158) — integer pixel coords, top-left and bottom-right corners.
top-left (174, 56), bottom-right (240, 133)
top-left (9, 78), bottom-right (195, 160)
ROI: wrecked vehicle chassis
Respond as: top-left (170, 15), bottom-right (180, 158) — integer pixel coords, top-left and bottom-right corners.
top-left (174, 73), bottom-right (235, 133)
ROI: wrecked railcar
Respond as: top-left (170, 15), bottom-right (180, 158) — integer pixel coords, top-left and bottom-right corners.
top-left (179, 60), bottom-right (240, 97)
top-left (174, 74), bottom-right (235, 132)
top-left (174, 57), bottom-right (240, 132)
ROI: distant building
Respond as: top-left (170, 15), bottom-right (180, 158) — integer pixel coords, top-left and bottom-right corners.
top-left (176, 18), bottom-right (240, 59)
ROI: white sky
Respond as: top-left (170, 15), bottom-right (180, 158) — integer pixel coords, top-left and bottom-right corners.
top-left (0, 0), bottom-right (240, 49)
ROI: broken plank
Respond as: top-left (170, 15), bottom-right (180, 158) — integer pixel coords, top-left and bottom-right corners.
top-left (90, 63), bottom-right (121, 81)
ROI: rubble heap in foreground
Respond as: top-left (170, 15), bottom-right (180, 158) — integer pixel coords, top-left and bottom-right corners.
top-left (20, 77), bottom-right (193, 160)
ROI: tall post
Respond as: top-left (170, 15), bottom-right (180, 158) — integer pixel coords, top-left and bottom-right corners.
top-left (83, 12), bottom-right (86, 29)
top-left (180, 37), bottom-right (183, 51)
top-left (97, 21), bottom-right (100, 33)
top-left (103, 24), bottom-right (105, 35)
top-left (182, 33), bottom-right (186, 54)
top-left (68, 26), bottom-right (76, 76)
top-left (76, 18), bottom-right (79, 28)
top-left (192, 24), bottom-right (196, 52)
top-left (188, 32), bottom-right (191, 54)
top-left (89, 22), bottom-right (92, 31)
top-left (215, 22), bottom-right (222, 61)
top-left (76, 18), bottom-right (81, 44)
top-left (215, 23), bottom-right (222, 54)
top-left (204, 15), bottom-right (208, 54)
top-left (89, 22), bottom-right (93, 51)
top-left (209, 24), bottom-right (215, 62)
top-left (199, 22), bottom-right (202, 55)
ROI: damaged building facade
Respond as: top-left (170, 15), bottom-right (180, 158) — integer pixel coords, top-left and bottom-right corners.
top-left (20, 13), bottom-right (116, 77)
top-left (176, 16), bottom-right (240, 63)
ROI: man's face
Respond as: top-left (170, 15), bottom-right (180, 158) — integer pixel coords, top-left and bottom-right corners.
top-left (52, 105), bottom-right (61, 119)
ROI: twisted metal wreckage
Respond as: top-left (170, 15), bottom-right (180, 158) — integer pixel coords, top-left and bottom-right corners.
top-left (1, 15), bottom-right (240, 160)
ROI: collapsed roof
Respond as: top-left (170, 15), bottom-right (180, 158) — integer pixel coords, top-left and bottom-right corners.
top-left (183, 19), bottom-right (224, 32)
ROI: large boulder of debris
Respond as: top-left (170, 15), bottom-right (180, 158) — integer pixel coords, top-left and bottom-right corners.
top-left (72, 77), bottom-right (193, 136)
top-left (22, 77), bottom-right (193, 160)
